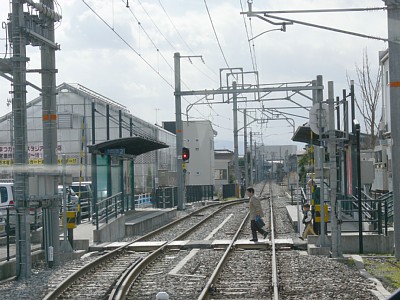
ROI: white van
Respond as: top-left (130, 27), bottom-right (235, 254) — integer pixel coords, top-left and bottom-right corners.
top-left (0, 182), bottom-right (42, 229)
top-left (0, 183), bottom-right (14, 208)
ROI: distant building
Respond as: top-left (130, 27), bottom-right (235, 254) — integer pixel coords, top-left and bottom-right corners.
top-left (214, 149), bottom-right (234, 193)
top-left (373, 50), bottom-right (392, 193)
top-left (0, 83), bottom-right (176, 194)
top-left (256, 145), bottom-right (297, 180)
top-left (182, 120), bottom-right (215, 186)
top-left (163, 120), bottom-right (215, 187)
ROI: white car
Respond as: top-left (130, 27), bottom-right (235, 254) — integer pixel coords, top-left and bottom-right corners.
top-left (58, 186), bottom-right (79, 212)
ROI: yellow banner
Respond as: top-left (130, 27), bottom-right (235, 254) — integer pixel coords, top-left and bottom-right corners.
top-left (0, 158), bottom-right (78, 166)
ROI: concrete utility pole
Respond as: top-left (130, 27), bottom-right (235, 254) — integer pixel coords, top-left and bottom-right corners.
top-left (11, 0), bottom-right (31, 279)
top-left (249, 131), bottom-right (253, 185)
top-left (328, 81), bottom-right (341, 257)
top-left (317, 75), bottom-right (328, 247)
top-left (40, 0), bottom-right (60, 267)
top-left (232, 82), bottom-right (240, 197)
top-left (384, 0), bottom-right (400, 259)
top-left (174, 53), bottom-right (185, 210)
top-left (243, 109), bottom-right (249, 189)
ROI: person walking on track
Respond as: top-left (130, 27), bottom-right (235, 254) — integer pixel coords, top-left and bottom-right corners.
top-left (247, 187), bottom-right (268, 242)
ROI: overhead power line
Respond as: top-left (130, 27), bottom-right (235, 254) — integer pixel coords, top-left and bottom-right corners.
top-left (136, 0), bottom-right (177, 52)
top-left (203, 0), bottom-right (231, 69)
top-left (82, 0), bottom-right (236, 128)
top-left (123, 1), bottom-right (174, 70)
top-left (81, 0), bottom-right (173, 89)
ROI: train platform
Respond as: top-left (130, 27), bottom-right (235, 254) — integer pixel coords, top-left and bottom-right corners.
top-left (286, 202), bottom-right (395, 254)
top-left (71, 208), bottom-right (177, 249)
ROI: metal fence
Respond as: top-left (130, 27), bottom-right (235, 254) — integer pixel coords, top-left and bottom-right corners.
top-left (93, 192), bottom-right (123, 229)
top-left (299, 187), bottom-right (393, 236)
top-left (0, 206), bottom-right (42, 262)
top-left (154, 187), bottom-right (177, 208)
top-left (186, 185), bottom-right (214, 203)
top-left (339, 192), bottom-right (393, 235)
top-left (222, 183), bottom-right (236, 199)
top-left (153, 185), bottom-right (216, 208)
top-left (134, 193), bottom-right (152, 208)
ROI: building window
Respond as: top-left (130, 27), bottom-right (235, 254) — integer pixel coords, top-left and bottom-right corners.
top-left (58, 114), bottom-right (72, 129)
top-left (214, 169), bottom-right (227, 180)
top-left (0, 187), bottom-right (8, 204)
top-left (375, 150), bottom-right (382, 163)
top-left (386, 70), bottom-right (389, 85)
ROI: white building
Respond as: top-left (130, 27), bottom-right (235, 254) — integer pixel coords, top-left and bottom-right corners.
top-left (182, 120), bottom-right (215, 186)
top-left (372, 50), bottom-right (392, 193)
top-left (214, 149), bottom-right (234, 193)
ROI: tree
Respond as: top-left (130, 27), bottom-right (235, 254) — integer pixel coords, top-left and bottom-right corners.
top-left (298, 146), bottom-right (313, 188)
top-left (353, 49), bottom-right (382, 149)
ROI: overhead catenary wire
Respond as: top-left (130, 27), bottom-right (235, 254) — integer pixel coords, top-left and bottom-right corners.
top-left (157, 0), bottom-right (219, 78)
top-left (82, 0), bottom-right (246, 133)
top-left (136, 0), bottom-right (177, 52)
top-left (84, 1), bottom-right (222, 127)
top-left (203, 0), bottom-right (231, 69)
top-left (123, 1), bottom-right (173, 70)
top-left (81, 0), bottom-right (174, 89)
top-left (120, 1), bottom-right (220, 121)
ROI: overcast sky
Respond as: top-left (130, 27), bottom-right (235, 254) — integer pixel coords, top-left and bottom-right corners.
top-left (0, 0), bottom-right (388, 151)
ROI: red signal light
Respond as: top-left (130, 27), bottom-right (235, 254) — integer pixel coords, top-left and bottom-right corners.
top-left (182, 147), bottom-right (190, 161)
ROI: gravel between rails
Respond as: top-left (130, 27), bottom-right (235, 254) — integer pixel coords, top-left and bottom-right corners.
top-left (260, 182), bottom-right (385, 299)
top-left (0, 183), bottom-right (391, 299)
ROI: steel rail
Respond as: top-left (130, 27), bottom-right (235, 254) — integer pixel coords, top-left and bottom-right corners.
top-left (42, 247), bottom-right (136, 300)
top-left (42, 199), bottom-right (243, 300)
top-left (270, 183), bottom-right (279, 300)
top-left (197, 181), bottom-right (270, 299)
top-left (135, 198), bottom-right (246, 242)
top-left (197, 209), bottom-right (249, 299)
top-left (109, 200), bottom-right (246, 300)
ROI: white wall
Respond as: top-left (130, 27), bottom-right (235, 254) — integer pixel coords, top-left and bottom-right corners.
top-left (183, 121), bottom-right (214, 186)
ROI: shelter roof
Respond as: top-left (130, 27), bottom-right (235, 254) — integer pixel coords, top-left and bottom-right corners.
top-left (88, 136), bottom-right (168, 157)
top-left (292, 124), bottom-right (349, 146)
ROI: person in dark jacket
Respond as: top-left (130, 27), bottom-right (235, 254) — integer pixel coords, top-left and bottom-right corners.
top-left (301, 203), bottom-right (316, 239)
top-left (247, 187), bottom-right (268, 242)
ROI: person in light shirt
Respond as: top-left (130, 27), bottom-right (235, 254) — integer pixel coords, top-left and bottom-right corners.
top-left (246, 187), bottom-right (268, 242)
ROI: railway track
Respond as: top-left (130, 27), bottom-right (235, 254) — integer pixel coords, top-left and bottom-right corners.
top-left (42, 199), bottom-right (247, 300)
top-left (196, 181), bottom-right (278, 300)
top-left (110, 181), bottom-right (277, 300)
top-left (17, 181), bottom-right (381, 300)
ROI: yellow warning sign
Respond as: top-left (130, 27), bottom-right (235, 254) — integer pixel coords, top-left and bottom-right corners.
top-left (65, 211), bottom-right (77, 229)
top-left (314, 204), bottom-right (329, 222)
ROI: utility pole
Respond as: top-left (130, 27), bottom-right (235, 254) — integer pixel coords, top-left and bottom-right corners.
top-left (174, 53), bottom-right (185, 210)
top-left (11, 0), bottom-right (31, 279)
top-left (254, 141), bottom-right (257, 183)
top-left (249, 131), bottom-right (253, 185)
top-left (328, 81), bottom-right (340, 257)
top-left (243, 109), bottom-right (248, 189)
top-left (316, 75), bottom-right (328, 247)
top-left (41, 0), bottom-right (60, 267)
top-left (233, 81), bottom-right (240, 197)
top-left (384, 0), bottom-right (400, 259)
